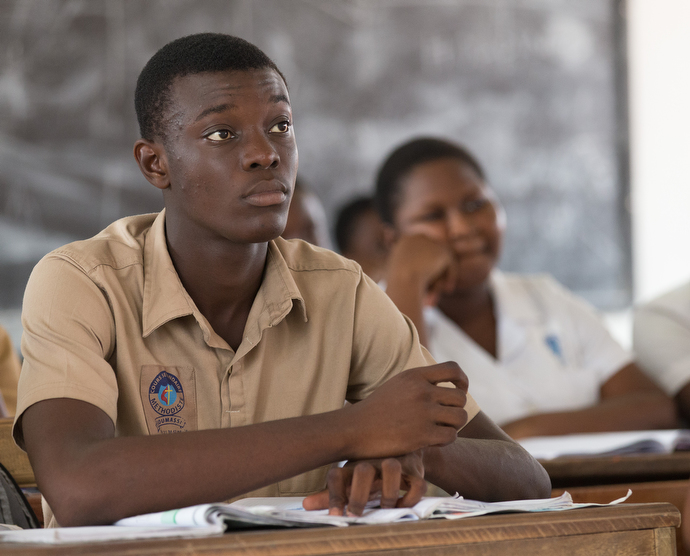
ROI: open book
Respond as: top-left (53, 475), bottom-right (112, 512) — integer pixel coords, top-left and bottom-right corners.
top-left (114, 490), bottom-right (631, 530)
top-left (0, 491), bottom-right (631, 544)
top-left (518, 429), bottom-right (690, 460)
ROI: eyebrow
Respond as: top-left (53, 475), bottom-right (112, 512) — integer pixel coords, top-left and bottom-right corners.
top-left (195, 103), bottom-right (236, 122)
top-left (194, 94), bottom-right (291, 123)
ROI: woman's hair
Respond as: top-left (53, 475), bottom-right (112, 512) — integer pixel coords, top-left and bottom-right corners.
top-left (374, 137), bottom-right (486, 225)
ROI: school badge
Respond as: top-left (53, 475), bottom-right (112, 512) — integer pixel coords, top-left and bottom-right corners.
top-left (148, 370), bottom-right (187, 433)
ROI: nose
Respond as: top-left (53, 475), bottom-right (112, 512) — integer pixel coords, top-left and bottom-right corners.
top-left (447, 209), bottom-right (473, 239)
top-left (241, 130), bottom-right (280, 171)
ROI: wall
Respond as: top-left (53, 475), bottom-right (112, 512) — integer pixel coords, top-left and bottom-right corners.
top-left (628, 0), bottom-right (690, 303)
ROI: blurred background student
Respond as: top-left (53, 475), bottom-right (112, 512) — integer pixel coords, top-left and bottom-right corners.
top-left (634, 281), bottom-right (690, 422)
top-left (282, 177), bottom-right (332, 249)
top-left (334, 196), bottom-right (388, 284)
top-left (376, 137), bottom-right (676, 439)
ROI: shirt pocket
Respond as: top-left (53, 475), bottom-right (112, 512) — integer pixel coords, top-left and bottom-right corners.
top-left (140, 365), bottom-right (198, 434)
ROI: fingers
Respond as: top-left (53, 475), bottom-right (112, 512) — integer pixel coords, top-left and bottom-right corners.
top-left (327, 467), bottom-right (349, 516)
top-left (398, 475), bottom-right (428, 508)
top-left (417, 361), bottom-right (469, 393)
top-left (380, 458), bottom-right (402, 508)
top-left (346, 462), bottom-right (377, 516)
top-left (302, 489), bottom-right (329, 511)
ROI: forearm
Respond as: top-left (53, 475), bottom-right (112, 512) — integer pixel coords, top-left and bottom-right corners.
top-left (423, 437), bottom-right (551, 501)
top-left (423, 412), bottom-right (551, 501)
top-left (27, 405), bottom-right (358, 526)
top-left (502, 391), bottom-right (678, 440)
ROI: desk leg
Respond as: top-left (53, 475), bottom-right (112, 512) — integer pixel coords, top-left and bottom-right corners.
top-left (656, 526), bottom-right (677, 556)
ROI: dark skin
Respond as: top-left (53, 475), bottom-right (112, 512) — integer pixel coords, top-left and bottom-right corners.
top-left (384, 157), bottom-right (677, 439)
top-left (21, 70), bottom-right (550, 526)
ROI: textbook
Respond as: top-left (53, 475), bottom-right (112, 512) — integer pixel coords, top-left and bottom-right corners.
top-left (519, 429), bottom-right (690, 460)
top-left (114, 490), bottom-right (631, 529)
top-left (0, 491), bottom-right (631, 544)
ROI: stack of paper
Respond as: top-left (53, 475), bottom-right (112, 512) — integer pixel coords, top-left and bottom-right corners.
top-left (519, 429), bottom-right (690, 460)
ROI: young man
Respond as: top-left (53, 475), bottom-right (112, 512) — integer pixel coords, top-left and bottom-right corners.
top-left (13, 33), bottom-right (550, 527)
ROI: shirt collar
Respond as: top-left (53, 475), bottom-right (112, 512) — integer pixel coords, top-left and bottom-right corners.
top-left (490, 270), bottom-right (542, 325)
top-left (142, 210), bottom-right (196, 337)
top-left (142, 211), bottom-right (307, 347)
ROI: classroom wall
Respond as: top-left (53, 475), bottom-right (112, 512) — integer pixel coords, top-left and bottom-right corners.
top-left (628, 0), bottom-right (690, 303)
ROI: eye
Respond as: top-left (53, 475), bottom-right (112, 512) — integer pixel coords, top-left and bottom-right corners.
top-left (419, 209), bottom-right (445, 222)
top-left (206, 129), bottom-right (233, 141)
top-left (269, 120), bottom-right (291, 134)
top-left (463, 199), bottom-right (488, 214)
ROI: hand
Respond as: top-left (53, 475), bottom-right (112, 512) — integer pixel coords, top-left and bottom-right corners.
top-left (302, 451), bottom-right (427, 516)
top-left (386, 234), bottom-right (457, 304)
top-left (345, 362), bottom-right (469, 461)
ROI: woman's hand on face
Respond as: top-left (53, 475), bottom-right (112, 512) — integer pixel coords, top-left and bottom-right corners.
top-left (386, 234), bottom-right (456, 302)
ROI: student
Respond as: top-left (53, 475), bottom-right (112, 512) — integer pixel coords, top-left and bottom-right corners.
top-left (378, 137), bottom-right (676, 439)
top-left (282, 178), bottom-right (331, 248)
top-left (13, 35), bottom-right (549, 528)
top-left (0, 325), bottom-right (21, 417)
top-left (335, 196), bottom-right (389, 283)
top-left (634, 281), bottom-right (690, 421)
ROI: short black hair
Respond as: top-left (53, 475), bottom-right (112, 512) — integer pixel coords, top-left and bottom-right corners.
top-left (135, 33), bottom-right (285, 141)
top-left (374, 137), bottom-right (486, 225)
top-left (334, 196), bottom-right (377, 253)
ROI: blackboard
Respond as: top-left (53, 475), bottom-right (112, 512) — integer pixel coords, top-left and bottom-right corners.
top-left (0, 0), bottom-right (630, 310)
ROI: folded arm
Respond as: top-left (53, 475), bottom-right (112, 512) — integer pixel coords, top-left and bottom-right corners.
top-left (500, 363), bottom-right (678, 439)
top-left (22, 362), bottom-right (470, 526)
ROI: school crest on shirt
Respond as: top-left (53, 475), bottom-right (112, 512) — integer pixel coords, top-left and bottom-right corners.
top-left (141, 366), bottom-right (197, 434)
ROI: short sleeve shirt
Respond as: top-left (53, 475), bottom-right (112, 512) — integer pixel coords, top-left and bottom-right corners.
top-left (425, 271), bottom-right (631, 426)
top-left (15, 211), bottom-right (479, 525)
top-left (634, 281), bottom-right (690, 396)
top-left (0, 325), bottom-right (21, 416)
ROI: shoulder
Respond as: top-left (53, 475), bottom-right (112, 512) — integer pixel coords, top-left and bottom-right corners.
top-left (637, 282), bottom-right (690, 322)
top-left (41, 213), bottom-right (157, 275)
top-left (273, 236), bottom-right (361, 276)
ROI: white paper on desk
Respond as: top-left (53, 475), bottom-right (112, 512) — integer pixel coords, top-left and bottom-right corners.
top-left (114, 491), bottom-right (632, 530)
top-left (518, 429), bottom-right (690, 460)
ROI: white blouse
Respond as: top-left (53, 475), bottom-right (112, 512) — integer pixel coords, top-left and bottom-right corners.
top-left (425, 271), bottom-right (632, 426)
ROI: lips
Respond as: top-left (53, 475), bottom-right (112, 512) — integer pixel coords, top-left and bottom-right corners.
top-left (452, 237), bottom-right (486, 256)
top-left (243, 180), bottom-right (289, 208)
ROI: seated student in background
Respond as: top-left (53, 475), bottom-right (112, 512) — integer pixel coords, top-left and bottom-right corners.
top-left (0, 325), bottom-right (20, 417)
top-left (281, 177), bottom-right (331, 248)
top-left (334, 196), bottom-right (389, 283)
top-left (634, 281), bottom-right (690, 421)
top-left (377, 137), bottom-right (676, 440)
top-left (13, 35), bottom-right (550, 528)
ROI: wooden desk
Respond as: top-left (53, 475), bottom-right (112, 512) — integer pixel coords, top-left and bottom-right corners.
top-left (543, 452), bottom-right (690, 488)
top-left (0, 503), bottom-right (680, 556)
top-left (542, 453), bottom-right (690, 555)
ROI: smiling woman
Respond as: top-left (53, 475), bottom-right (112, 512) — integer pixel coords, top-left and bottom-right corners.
top-left (378, 137), bottom-right (676, 439)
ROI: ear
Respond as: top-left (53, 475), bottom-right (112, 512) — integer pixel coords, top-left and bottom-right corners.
top-left (133, 139), bottom-right (170, 191)
top-left (382, 223), bottom-right (398, 250)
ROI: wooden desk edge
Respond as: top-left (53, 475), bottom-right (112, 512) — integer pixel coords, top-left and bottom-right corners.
top-left (0, 503), bottom-right (680, 555)
top-left (542, 452), bottom-right (690, 486)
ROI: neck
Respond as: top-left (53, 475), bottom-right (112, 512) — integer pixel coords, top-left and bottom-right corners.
top-left (437, 280), bottom-right (494, 328)
top-left (164, 217), bottom-right (270, 350)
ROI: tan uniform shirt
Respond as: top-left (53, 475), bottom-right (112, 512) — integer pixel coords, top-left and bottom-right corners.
top-left (15, 211), bottom-right (479, 526)
top-left (0, 325), bottom-right (21, 416)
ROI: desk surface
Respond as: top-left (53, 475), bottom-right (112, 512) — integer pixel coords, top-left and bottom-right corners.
top-left (1, 503), bottom-right (680, 556)
top-left (542, 452), bottom-right (690, 488)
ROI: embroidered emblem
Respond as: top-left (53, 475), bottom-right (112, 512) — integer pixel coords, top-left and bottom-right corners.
top-left (148, 370), bottom-right (187, 433)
